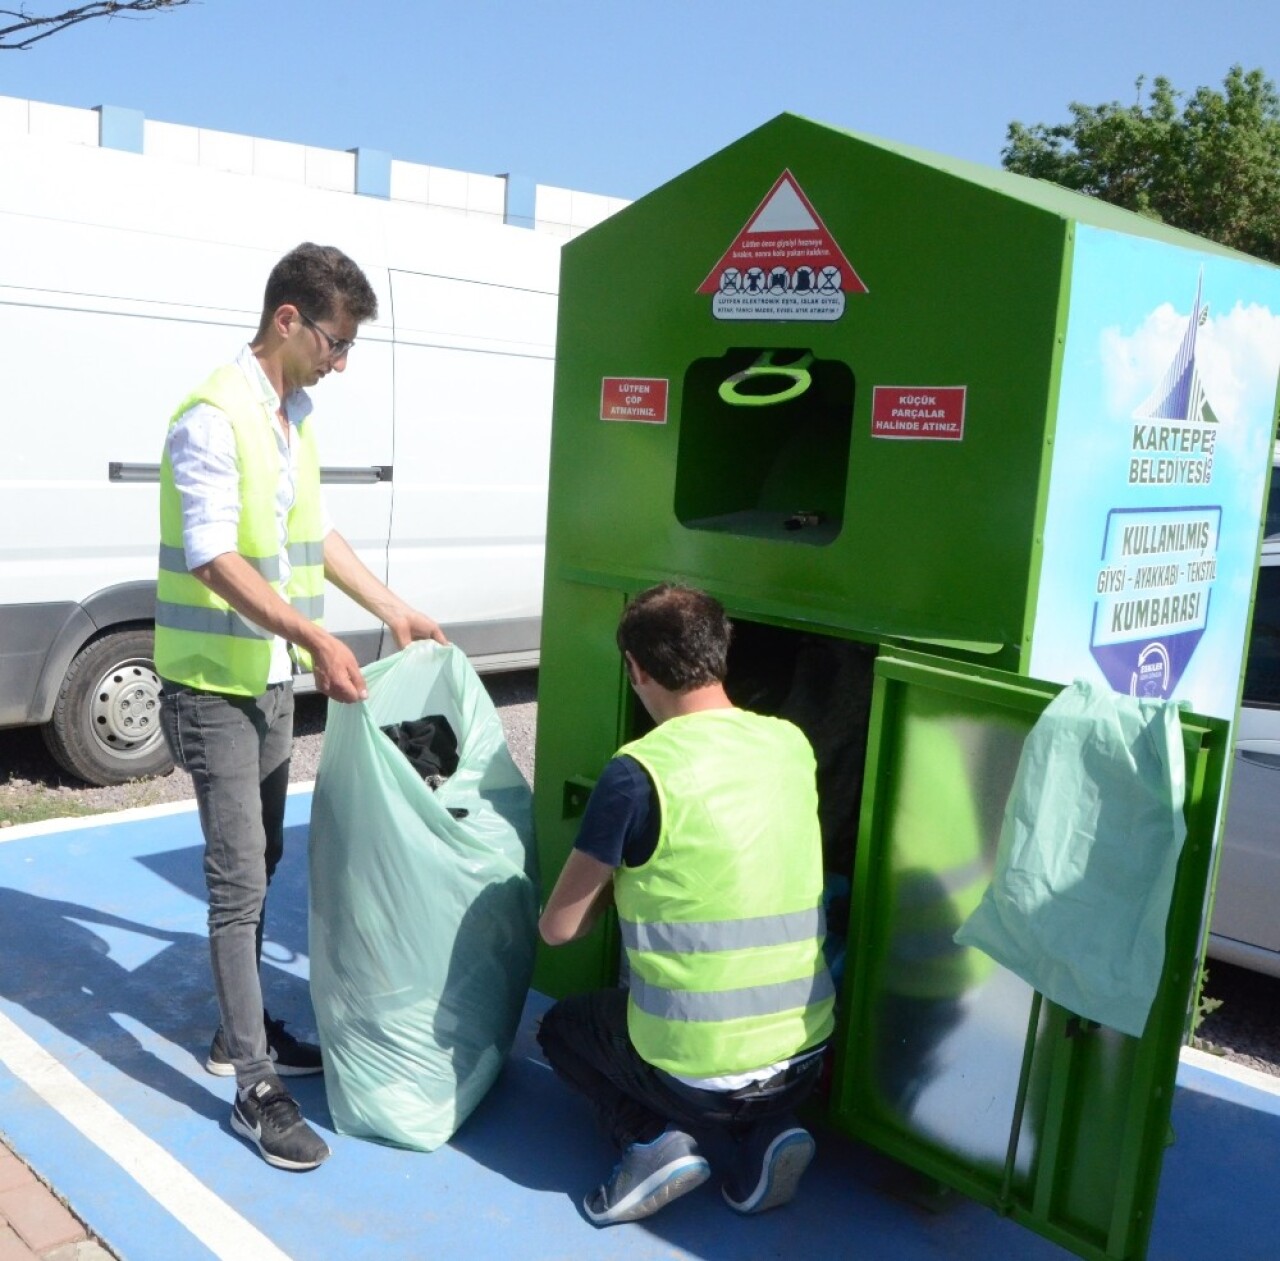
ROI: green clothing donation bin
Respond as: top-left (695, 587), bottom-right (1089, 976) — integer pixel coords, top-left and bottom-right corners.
top-left (532, 113), bottom-right (1280, 1260)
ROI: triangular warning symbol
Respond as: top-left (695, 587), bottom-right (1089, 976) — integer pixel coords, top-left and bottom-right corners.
top-left (696, 170), bottom-right (867, 297)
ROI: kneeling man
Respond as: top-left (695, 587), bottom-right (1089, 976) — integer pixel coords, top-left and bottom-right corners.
top-left (538, 583), bottom-right (834, 1226)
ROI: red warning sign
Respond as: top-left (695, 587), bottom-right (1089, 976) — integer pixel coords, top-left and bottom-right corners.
top-left (600, 377), bottom-right (669, 423)
top-left (697, 170), bottom-right (866, 322)
top-left (871, 386), bottom-right (967, 440)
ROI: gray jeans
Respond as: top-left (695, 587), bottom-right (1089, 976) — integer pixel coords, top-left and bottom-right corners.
top-left (159, 679), bottom-right (294, 1087)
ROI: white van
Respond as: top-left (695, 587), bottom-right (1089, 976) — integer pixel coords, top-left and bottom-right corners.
top-left (1207, 445), bottom-right (1280, 977)
top-left (0, 100), bottom-right (622, 785)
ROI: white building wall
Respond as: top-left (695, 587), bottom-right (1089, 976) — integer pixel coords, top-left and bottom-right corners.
top-left (28, 99), bottom-right (98, 145)
top-left (0, 93), bottom-right (628, 237)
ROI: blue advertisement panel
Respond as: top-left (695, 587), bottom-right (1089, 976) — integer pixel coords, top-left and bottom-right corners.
top-left (1029, 225), bottom-right (1280, 720)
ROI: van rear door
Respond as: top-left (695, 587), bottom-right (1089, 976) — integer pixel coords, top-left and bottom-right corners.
top-left (385, 246), bottom-right (558, 667)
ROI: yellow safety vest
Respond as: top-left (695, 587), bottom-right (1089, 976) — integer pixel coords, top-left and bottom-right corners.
top-left (615, 709), bottom-right (835, 1076)
top-left (155, 363), bottom-right (325, 695)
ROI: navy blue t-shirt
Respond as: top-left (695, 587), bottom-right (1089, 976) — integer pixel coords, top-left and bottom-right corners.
top-left (573, 754), bottom-right (660, 869)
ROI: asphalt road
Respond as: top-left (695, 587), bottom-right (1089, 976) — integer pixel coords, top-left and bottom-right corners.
top-left (1, 669), bottom-right (1276, 1080)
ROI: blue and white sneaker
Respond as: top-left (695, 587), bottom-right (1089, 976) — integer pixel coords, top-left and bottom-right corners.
top-left (584, 1128), bottom-right (711, 1226)
top-left (722, 1123), bottom-right (816, 1214)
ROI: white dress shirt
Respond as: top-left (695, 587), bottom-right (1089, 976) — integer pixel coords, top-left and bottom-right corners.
top-left (166, 345), bottom-right (332, 684)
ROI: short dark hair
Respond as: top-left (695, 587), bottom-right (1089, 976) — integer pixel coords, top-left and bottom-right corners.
top-left (261, 242), bottom-right (378, 327)
top-left (616, 584), bottom-right (732, 691)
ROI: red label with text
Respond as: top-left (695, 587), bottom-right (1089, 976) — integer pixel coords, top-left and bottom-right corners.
top-left (871, 386), bottom-right (967, 440)
top-left (601, 377), bottom-right (669, 423)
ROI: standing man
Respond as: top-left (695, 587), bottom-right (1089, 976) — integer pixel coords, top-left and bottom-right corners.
top-left (156, 243), bottom-right (447, 1171)
top-left (538, 584), bottom-right (834, 1226)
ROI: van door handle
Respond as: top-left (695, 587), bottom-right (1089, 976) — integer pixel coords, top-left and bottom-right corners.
top-left (109, 463), bottom-right (393, 485)
top-left (320, 466), bottom-right (393, 484)
top-left (108, 462), bottom-right (160, 482)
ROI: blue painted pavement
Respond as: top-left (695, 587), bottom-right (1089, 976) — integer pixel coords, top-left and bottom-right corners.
top-left (0, 796), bottom-right (1275, 1260)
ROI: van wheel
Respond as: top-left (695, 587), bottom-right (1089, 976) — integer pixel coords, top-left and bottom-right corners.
top-left (41, 628), bottom-right (173, 786)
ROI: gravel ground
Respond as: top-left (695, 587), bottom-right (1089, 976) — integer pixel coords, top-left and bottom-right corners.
top-left (0, 670), bottom-right (538, 817)
top-left (1193, 958), bottom-right (1280, 1078)
top-left (2, 669), bottom-right (1277, 1082)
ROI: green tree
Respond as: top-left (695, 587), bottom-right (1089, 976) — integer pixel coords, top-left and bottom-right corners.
top-left (1, 1), bottom-right (192, 51)
top-left (1003, 66), bottom-right (1280, 264)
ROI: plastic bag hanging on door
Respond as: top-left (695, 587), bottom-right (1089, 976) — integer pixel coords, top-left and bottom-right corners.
top-left (954, 679), bottom-right (1186, 1039)
top-left (308, 641), bottom-right (538, 1150)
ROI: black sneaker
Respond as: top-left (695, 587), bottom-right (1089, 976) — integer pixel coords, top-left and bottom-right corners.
top-left (230, 1077), bottom-right (330, 1171)
top-left (206, 1010), bottom-right (324, 1078)
top-left (722, 1122), bottom-right (815, 1214)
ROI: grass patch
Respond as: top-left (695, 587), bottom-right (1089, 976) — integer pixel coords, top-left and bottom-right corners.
top-left (1189, 965), bottom-right (1227, 1055)
top-left (0, 788), bottom-right (102, 828)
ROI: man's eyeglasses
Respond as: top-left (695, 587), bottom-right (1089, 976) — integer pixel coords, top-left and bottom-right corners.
top-left (298, 311), bottom-right (355, 359)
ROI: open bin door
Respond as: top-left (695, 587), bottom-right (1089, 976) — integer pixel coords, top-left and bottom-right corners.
top-left (827, 647), bottom-right (1229, 1261)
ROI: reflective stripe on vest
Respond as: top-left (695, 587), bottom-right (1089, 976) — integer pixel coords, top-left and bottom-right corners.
top-left (154, 602), bottom-right (274, 640)
top-left (288, 540), bottom-right (325, 569)
top-left (158, 544), bottom-right (281, 584)
top-left (154, 362), bottom-right (325, 696)
top-left (630, 970), bottom-right (836, 1023)
top-left (619, 906), bottom-right (826, 955)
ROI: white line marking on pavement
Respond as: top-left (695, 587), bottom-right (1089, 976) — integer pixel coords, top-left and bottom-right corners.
top-left (0, 1009), bottom-right (294, 1261)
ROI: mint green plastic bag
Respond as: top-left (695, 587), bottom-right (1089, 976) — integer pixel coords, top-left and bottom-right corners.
top-left (308, 642), bottom-right (537, 1150)
top-left (954, 679), bottom-right (1186, 1038)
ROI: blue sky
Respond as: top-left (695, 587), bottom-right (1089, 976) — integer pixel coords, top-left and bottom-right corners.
top-left (1, 1), bottom-right (1276, 200)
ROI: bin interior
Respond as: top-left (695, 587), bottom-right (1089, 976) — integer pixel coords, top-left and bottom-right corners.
top-left (675, 348), bottom-right (853, 546)
top-left (619, 616), bottom-right (875, 870)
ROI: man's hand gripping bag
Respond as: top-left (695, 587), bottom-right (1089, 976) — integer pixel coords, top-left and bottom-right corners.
top-left (308, 642), bottom-right (537, 1150)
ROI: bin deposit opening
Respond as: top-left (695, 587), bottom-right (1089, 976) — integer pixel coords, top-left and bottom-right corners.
top-left (675, 348), bottom-right (852, 546)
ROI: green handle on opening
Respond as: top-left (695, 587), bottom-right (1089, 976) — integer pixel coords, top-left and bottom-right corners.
top-left (719, 350), bottom-right (814, 407)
